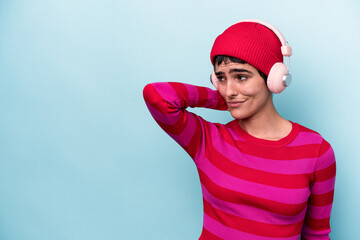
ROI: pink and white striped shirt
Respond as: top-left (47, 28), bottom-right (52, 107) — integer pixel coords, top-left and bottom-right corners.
top-left (143, 82), bottom-right (336, 240)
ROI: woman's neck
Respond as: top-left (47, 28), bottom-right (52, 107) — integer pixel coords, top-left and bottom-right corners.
top-left (239, 106), bottom-right (292, 141)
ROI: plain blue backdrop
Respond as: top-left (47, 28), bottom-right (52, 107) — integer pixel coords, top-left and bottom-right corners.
top-left (1, 0), bottom-right (359, 239)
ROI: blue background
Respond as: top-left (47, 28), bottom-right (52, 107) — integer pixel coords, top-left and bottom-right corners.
top-left (1, 0), bottom-right (359, 239)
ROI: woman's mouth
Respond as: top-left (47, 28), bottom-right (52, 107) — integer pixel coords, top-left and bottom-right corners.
top-left (227, 100), bottom-right (247, 108)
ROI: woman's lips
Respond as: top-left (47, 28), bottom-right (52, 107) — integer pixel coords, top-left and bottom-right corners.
top-left (227, 100), bottom-right (247, 108)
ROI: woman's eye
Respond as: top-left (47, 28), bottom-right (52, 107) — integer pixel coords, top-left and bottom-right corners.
top-left (238, 75), bottom-right (247, 81)
top-left (217, 76), bottom-right (225, 82)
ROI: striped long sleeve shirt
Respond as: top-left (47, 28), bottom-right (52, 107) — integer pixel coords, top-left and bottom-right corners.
top-left (143, 82), bottom-right (336, 240)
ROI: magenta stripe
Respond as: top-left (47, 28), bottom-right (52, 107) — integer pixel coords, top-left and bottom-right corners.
top-left (209, 124), bottom-right (318, 174)
top-left (145, 102), bottom-right (180, 125)
top-left (311, 177), bottom-right (335, 194)
top-left (193, 118), bottom-right (208, 162)
top-left (151, 82), bottom-right (182, 108)
top-left (306, 204), bottom-right (333, 219)
top-left (301, 224), bottom-right (331, 239)
top-left (184, 83), bottom-right (198, 106)
top-left (167, 112), bottom-right (197, 147)
top-left (201, 184), bottom-right (307, 225)
top-left (198, 157), bottom-right (310, 204)
top-left (287, 132), bottom-right (323, 146)
top-left (227, 128), bottom-right (246, 141)
top-left (315, 148), bottom-right (335, 170)
top-left (203, 213), bottom-right (300, 240)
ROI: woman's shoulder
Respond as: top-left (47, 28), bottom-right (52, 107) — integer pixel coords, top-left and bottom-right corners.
top-left (291, 121), bottom-right (332, 147)
top-left (294, 122), bottom-right (320, 135)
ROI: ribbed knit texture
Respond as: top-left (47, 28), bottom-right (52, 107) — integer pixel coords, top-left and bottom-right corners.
top-left (143, 82), bottom-right (336, 240)
top-left (210, 22), bottom-right (283, 75)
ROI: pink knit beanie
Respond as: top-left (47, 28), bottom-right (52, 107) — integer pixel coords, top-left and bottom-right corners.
top-left (210, 21), bottom-right (283, 76)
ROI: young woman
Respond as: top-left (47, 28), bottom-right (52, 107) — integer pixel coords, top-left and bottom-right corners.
top-left (143, 20), bottom-right (336, 240)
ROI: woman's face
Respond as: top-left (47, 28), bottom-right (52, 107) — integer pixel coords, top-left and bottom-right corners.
top-left (215, 61), bottom-right (272, 120)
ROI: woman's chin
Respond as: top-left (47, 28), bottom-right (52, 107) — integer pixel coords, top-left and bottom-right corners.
top-left (229, 108), bottom-right (253, 120)
top-left (229, 109), bottom-right (244, 119)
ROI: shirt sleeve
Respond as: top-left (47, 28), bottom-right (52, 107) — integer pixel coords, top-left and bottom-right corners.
top-left (143, 82), bottom-right (227, 162)
top-left (301, 139), bottom-right (336, 240)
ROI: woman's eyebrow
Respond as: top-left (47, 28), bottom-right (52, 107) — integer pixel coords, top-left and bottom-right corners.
top-left (215, 68), bottom-right (253, 76)
top-left (229, 68), bottom-right (253, 74)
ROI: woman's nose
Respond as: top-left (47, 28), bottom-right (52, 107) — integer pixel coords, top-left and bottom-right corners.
top-left (225, 80), bottom-right (238, 98)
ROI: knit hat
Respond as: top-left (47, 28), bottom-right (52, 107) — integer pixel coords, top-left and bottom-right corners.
top-left (210, 21), bottom-right (283, 76)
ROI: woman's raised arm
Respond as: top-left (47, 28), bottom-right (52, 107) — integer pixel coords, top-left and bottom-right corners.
top-left (143, 82), bottom-right (227, 161)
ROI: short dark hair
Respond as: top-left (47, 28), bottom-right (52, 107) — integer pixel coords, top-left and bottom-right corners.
top-left (213, 55), bottom-right (268, 82)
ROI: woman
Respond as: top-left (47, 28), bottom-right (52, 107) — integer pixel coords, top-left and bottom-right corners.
top-left (143, 20), bottom-right (336, 240)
